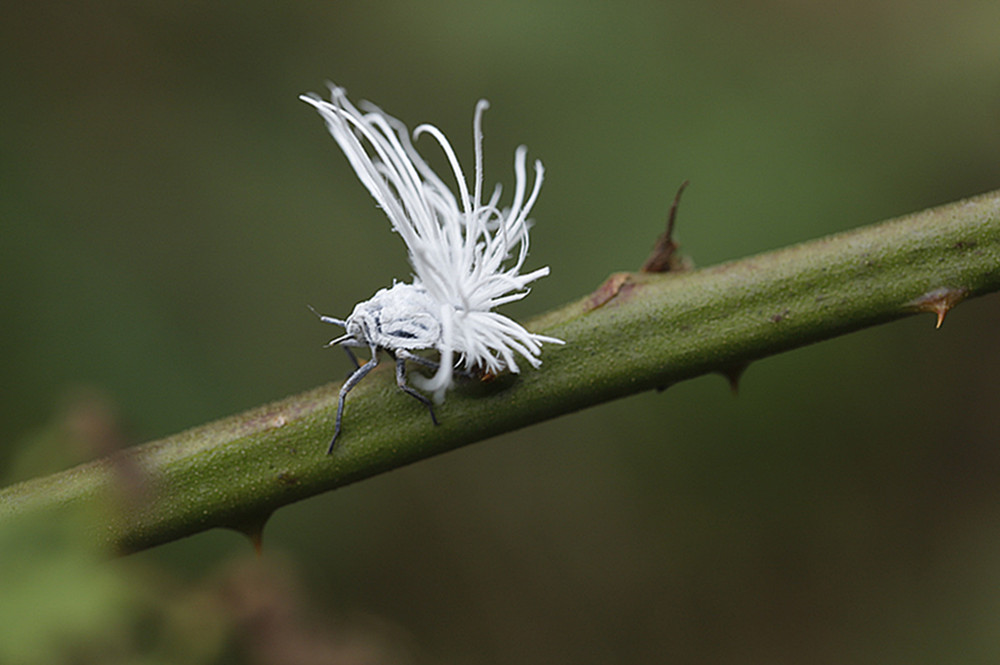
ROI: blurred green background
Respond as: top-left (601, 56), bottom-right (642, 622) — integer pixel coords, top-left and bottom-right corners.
top-left (4, 1), bottom-right (1000, 663)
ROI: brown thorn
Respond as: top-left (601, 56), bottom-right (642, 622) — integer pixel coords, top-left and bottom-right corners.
top-left (641, 180), bottom-right (691, 273)
top-left (250, 527), bottom-right (265, 557)
top-left (906, 287), bottom-right (968, 329)
top-left (665, 179), bottom-right (689, 241)
top-left (719, 362), bottom-right (750, 395)
top-left (229, 512), bottom-right (272, 557)
top-left (584, 272), bottom-right (632, 311)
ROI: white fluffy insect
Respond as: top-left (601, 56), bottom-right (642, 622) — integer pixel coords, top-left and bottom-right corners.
top-left (301, 85), bottom-right (563, 452)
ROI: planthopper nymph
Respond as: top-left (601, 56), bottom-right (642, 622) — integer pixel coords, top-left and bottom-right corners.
top-left (302, 85), bottom-right (563, 452)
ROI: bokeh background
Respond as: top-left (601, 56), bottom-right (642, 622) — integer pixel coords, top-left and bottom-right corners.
top-left (4, 1), bottom-right (1000, 663)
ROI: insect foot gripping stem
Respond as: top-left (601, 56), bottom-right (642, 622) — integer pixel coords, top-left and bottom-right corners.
top-left (328, 347), bottom-right (379, 454)
top-left (325, 350), bottom-right (441, 454)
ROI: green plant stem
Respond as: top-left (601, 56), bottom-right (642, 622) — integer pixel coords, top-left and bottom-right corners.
top-left (3, 190), bottom-right (1000, 553)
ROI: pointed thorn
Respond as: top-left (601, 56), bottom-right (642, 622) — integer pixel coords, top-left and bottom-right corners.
top-left (251, 532), bottom-right (264, 556)
top-left (719, 362), bottom-right (750, 395)
top-left (665, 179), bottom-right (690, 241)
top-left (907, 287), bottom-right (968, 329)
top-left (231, 513), bottom-right (272, 557)
top-left (585, 272), bottom-right (632, 311)
top-left (641, 180), bottom-right (692, 274)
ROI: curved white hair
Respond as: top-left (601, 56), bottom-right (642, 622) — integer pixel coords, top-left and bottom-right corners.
top-left (302, 86), bottom-right (562, 402)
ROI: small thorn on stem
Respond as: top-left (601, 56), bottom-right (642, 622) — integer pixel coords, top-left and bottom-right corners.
top-left (232, 513), bottom-right (271, 557)
top-left (907, 287), bottom-right (968, 329)
top-left (250, 531), bottom-right (264, 556)
top-left (585, 272), bottom-right (633, 311)
top-left (641, 180), bottom-right (691, 273)
top-left (719, 362), bottom-right (750, 395)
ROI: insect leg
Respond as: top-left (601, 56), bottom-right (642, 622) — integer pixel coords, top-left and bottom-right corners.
top-left (394, 353), bottom-right (439, 426)
top-left (342, 346), bottom-right (361, 371)
top-left (399, 350), bottom-right (475, 380)
top-left (403, 353), bottom-right (440, 372)
top-left (329, 347), bottom-right (378, 454)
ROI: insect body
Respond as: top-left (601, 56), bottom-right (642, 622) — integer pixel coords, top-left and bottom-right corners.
top-left (341, 283), bottom-right (443, 352)
top-left (302, 86), bottom-right (563, 452)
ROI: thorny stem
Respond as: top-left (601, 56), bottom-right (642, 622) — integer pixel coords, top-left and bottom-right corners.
top-left (2, 189), bottom-right (1000, 554)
